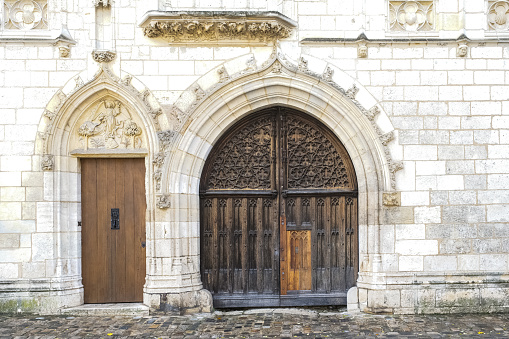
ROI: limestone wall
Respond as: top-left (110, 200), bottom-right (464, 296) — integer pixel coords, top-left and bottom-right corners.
top-left (0, 0), bottom-right (508, 314)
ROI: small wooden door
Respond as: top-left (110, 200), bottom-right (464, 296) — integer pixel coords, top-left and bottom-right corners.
top-left (200, 107), bottom-right (358, 307)
top-left (81, 158), bottom-right (146, 303)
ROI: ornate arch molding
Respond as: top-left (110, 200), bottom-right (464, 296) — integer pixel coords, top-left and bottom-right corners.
top-left (36, 65), bottom-right (167, 167)
top-left (158, 48), bottom-right (402, 197)
top-left (146, 49), bottom-right (404, 300)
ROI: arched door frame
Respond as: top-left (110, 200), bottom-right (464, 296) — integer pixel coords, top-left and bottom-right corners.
top-left (35, 65), bottom-right (163, 311)
top-left (160, 52), bottom-right (401, 310)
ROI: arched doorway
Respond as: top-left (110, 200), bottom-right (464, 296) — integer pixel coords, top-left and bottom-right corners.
top-left (200, 106), bottom-right (358, 307)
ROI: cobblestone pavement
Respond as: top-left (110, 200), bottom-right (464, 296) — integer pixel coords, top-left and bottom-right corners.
top-left (1, 308), bottom-right (509, 338)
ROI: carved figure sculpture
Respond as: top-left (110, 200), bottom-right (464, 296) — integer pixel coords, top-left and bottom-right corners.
top-left (78, 100), bottom-right (142, 150)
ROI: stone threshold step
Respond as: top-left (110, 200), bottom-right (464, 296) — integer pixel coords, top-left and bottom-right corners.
top-left (60, 303), bottom-right (149, 316)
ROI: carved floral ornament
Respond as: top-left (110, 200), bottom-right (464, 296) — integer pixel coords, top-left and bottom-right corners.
top-left (140, 12), bottom-right (296, 44)
top-left (488, 1), bottom-right (509, 31)
top-left (389, 1), bottom-right (434, 31)
top-left (4, 0), bottom-right (48, 30)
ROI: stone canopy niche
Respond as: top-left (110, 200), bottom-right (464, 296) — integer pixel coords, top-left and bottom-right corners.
top-left (70, 97), bottom-right (145, 155)
top-left (139, 11), bottom-right (297, 44)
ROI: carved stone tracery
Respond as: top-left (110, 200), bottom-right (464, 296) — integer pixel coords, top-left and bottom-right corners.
top-left (389, 1), bottom-right (434, 32)
top-left (488, 1), bottom-right (509, 31)
top-left (4, 0), bottom-right (48, 30)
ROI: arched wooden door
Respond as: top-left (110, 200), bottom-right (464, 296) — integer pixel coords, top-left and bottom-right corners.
top-left (200, 107), bottom-right (358, 307)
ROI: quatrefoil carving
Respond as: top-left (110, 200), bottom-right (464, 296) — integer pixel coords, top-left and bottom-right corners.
top-left (389, 1), bottom-right (434, 32)
top-left (488, 1), bottom-right (509, 31)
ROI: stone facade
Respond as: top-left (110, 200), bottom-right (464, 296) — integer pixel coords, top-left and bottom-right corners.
top-left (0, 0), bottom-right (508, 315)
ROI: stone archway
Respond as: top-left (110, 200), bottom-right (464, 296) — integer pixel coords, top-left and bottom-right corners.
top-left (154, 50), bottom-right (401, 312)
top-left (35, 65), bottom-right (163, 311)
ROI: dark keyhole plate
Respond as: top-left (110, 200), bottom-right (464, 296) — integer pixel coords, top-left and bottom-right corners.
top-left (111, 208), bottom-right (120, 229)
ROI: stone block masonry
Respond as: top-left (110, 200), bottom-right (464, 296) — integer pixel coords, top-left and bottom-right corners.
top-left (0, 0), bottom-right (508, 315)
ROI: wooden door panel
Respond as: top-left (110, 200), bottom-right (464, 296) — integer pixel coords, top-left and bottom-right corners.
top-left (81, 158), bottom-right (146, 303)
top-left (286, 230), bottom-right (311, 291)
top-left (200, 108), bottom-right (358, 307)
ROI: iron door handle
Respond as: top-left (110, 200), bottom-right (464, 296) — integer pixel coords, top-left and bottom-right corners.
top-left (111, 208), bottom-right (120, 229)
top-left (141, 241), bottom-right (146, 248)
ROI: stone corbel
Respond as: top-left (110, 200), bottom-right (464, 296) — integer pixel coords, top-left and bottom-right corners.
top-left (139, 11), bottom-right (297, 45)
top-left (382, 192), bottom-right (401, 207)
top-left (457, 40), bottom-right (468, 57)
top-left (92, 50), bottom-right (116, 63)
top-left (357, 41), bottom-right (368, 58)
top-left (156, 194), bottom-right (171, 209)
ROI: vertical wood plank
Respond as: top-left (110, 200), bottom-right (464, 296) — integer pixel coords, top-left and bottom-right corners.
top-left (115, 159), bottom-right (126, 302)
top-left (133, 158), bottom-right (146, 302)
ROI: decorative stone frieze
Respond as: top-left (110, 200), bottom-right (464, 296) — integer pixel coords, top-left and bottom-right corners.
top-left (140, 11), bottom-right (296, 44)
top-left (92, 50), bottom-right (116, 63)
top-left (488, 1), bottom-right (509, 31)
top-left (389, 1), bottom-right (434, 31)
top-left (41, 154), bottom-right (54, 171)
top-left (3, 0), bottom-right (48, 30)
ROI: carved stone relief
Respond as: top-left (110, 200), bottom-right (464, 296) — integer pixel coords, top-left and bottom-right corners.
top-left (358, 42), bottom-right (368, 58)
top-left (76, 99), bottom-right (143, 150)
top-left (59, 46), bottom-right (70, 58)
top-left (383, 192), bottom-right (401, 206)
top-left (457, 42), bottom-right (468, 57)
top-left (156, 194), bottom-right (171, 209)
top-left (94, 0), bottom-right (111, 6)
top-left (92, 50), bottom-right (116, 63)
top-left (41, 154), bottom-right (54, 171)
top-left (389, 1), bottom-right (434, 31)
top-left (142, 19), bottom-right (293, 43)
top-left (3, 0), bottom-right (48, 30)
top-left (488, 1), bottom-right (509, 31)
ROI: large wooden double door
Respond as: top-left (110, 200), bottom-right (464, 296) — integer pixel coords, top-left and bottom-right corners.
top-left (81, 158), bottom-right (146, 303)
top-left (200, 108), bottom-right (358, 307)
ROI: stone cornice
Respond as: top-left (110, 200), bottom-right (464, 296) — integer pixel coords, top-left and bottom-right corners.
top-left (301, 32), bottom-right (509, 45)
top-left (139, 11), bottom-right (297, 44)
